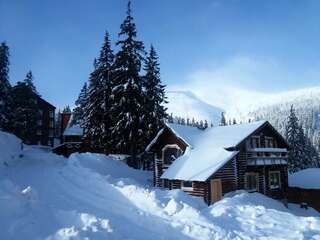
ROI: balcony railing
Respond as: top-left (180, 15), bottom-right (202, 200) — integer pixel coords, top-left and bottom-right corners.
top-left (247, 148), bottom-right (288, 166)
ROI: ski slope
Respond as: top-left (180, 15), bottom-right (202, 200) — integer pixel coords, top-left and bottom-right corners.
top-left (0, 131), bottom-right (319, 240)
top-left (166, 90), bottom-right (223, 125)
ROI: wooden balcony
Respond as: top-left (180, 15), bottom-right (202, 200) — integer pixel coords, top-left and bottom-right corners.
top-left (247, 148), bottom-right (288, 166)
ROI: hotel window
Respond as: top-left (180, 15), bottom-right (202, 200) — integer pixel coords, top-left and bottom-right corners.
top-left (269, 171), bottom-right (281, 189)
top-left (245, 173), bottom-right (259, 192)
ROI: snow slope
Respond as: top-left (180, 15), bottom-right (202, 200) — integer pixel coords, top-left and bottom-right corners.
top-left (1, 131), bottom-right (320, 240)
top-left (166, 90), bottom-right (223, 125)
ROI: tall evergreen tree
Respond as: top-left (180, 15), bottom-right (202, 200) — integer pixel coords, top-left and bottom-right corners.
top-left (24, 71), bottom-right (39, 95)
top-left (110, 0), bottom-right (146, 167)
top-left (143, 45), bottom-right (167, 141)
top-left (0, 42), bottom-right (12, 131)
top-left (83, 31), bottom-right (114, 151)
top-left (11, 80), bottom-right (39, 143)
top-left (73, 82), bottom-right (88, 125)
top-left (285, 105), bottom-right (301, 172)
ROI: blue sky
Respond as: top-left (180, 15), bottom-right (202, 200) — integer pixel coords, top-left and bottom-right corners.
top-left (1, 0), bottom-right (320, 109)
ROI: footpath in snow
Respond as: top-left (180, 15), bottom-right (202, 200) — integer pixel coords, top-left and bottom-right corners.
top-left (0, 131), bottom-right (320, 240)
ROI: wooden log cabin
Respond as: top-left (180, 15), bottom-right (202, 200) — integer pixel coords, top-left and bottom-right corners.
top-left (146, 120), bottom-right (289, 205)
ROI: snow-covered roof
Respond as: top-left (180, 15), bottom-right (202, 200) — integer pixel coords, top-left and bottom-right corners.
top-left (160, 121), bottom-right (268, 181)
top-left (289, 168), bottom-right (320, 189)
top-left (63, 124), bottom-right (83, 136)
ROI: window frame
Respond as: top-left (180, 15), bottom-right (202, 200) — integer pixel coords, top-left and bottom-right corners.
top-left (181, 181), bottom-right (193, 191)
top-left (161, 144), bottom-right (182, 166)
top-left (245, 172), bottom-right (259, 192)
top-left (269, 171), bottom-right (281, 190)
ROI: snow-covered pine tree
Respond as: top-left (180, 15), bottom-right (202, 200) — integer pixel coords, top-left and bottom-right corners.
top-left (110, 1), bottom-right (146, 167)
top-left (0, 42), bottom-right (12, 131)
top-left (220, 112), bottom-right (227, 126)
top-left (143, 45), bottom-right (167, 142)
top-left (285, 105), bottom-right (301, 172)
top-left (11, 77), bottom-right (39, 144)
top-left (73, 82), bottom-right (88, 125)
top-left (82, 31), bottom-right (114, 151)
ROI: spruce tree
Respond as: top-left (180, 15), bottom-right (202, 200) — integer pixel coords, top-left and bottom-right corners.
top-left (24, 71), bottom-right (39, 95)
top-left (143, 45), bottom-right (167, 142)
top-left (110, 0), bottom-right (146, 167)
top-left (285, 105), bottom-right (301, 172)
top-left (73, 82), bottom-right (88, 125)
top-left (220, 112), bottom-right (227, 126)
top-left (83, 31), bottom-right (114, 151)
top-left (0, 42), bottom-right (12, 131)
top-left (11, 79), bottom-right (39, 144)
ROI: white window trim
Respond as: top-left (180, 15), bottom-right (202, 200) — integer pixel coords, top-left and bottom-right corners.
top-left (161, 144), bottom-right (182, 163)
top-left (269, 170), bottom-right (281, 189)
top-left (245, 172), bottom-right (259, 192)
top-left (181, 181), bottom-right (194, 191)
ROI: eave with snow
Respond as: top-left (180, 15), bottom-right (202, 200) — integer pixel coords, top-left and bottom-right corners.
top-left (146, 120), bottom-right (290, 204)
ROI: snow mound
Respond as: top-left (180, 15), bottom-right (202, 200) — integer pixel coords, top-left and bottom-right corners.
top-left (0, 131), bottom-right (319, 240)
top-left (0, 131), bottom-right (22, 168)
top-left (289, 168), bottom-right (320, 189)
top-left (166, 90), bottom-right (223, 125)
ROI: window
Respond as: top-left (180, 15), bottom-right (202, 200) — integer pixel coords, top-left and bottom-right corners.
top-left (49, 129), bottom-right (54, 137)
top-left (265, 137), bottom-right (274, 148)
top-left (49, 111), bottom-right (54, 118)
top-left (181, 181), bottom-right (193, 190)
top-left (269, 171), bottom-right (281, 189)
top-left (250, 136), bottom-right (260, 149)
top-left (39, 110), bottom-right (43, 116)
top-left (37, 120), bottom-right (42, 126)
top-left (49, 120), bottom-right (54, 128)
top-left (36, 129), bottom-right (42, 135)
top-left (245, 173), bottom-right (258, 192)
top-left (162, 145), bottom-right (182, 165)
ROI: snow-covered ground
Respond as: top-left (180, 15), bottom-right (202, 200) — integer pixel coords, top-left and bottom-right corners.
top-left (1, 131), bottom-right (320, 240)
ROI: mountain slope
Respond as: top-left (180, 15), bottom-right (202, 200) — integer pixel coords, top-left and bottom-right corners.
top-left (166, 91), bottom-right (224, 125)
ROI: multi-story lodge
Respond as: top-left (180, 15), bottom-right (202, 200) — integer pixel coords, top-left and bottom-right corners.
top-left (146, 120), bottom-right (289, 205)
top-left (34, 96), bottom-right (56, 146)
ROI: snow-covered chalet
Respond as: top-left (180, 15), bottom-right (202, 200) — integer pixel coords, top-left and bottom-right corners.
top-left (146, 120), bottom-right (290, 204)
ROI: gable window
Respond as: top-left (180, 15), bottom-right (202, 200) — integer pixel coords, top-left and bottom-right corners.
top-left (265, 137), bottom-right (274, 148)
top-left (250, 136), bottom-right (260, 149)
top-left (269, 171), bottom-right (281, 189)
top-left (245, 173), bottom-right (258, 192)
top-left (181, 181), bottom-right (193, 190)
top-left (162, 145), bottom-right (182, 165)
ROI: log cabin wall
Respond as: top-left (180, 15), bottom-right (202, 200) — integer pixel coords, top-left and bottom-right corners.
top-left (236, 123), bottom-right (288, 199)
top-left (206, 158), bottom-right (238, 204)
top-left (150, 127), bottom-right (188, 187)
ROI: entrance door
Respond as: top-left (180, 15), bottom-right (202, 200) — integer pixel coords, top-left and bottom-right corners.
top-left (210, 179), bottom-right (222, 204)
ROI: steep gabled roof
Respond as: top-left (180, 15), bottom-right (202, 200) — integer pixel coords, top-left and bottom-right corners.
top-left (158, 120), bottom-right (272, 181)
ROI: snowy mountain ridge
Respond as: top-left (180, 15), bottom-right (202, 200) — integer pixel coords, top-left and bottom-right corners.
top-left (165, 90), bottom-right (224, 125)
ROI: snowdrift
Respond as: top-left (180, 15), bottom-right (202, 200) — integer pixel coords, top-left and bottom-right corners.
top-left (0, 131), bottom-right (319, 240)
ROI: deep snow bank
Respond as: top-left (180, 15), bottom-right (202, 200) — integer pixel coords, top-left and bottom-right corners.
top-left (0, 131), bottom-right (319, 240)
